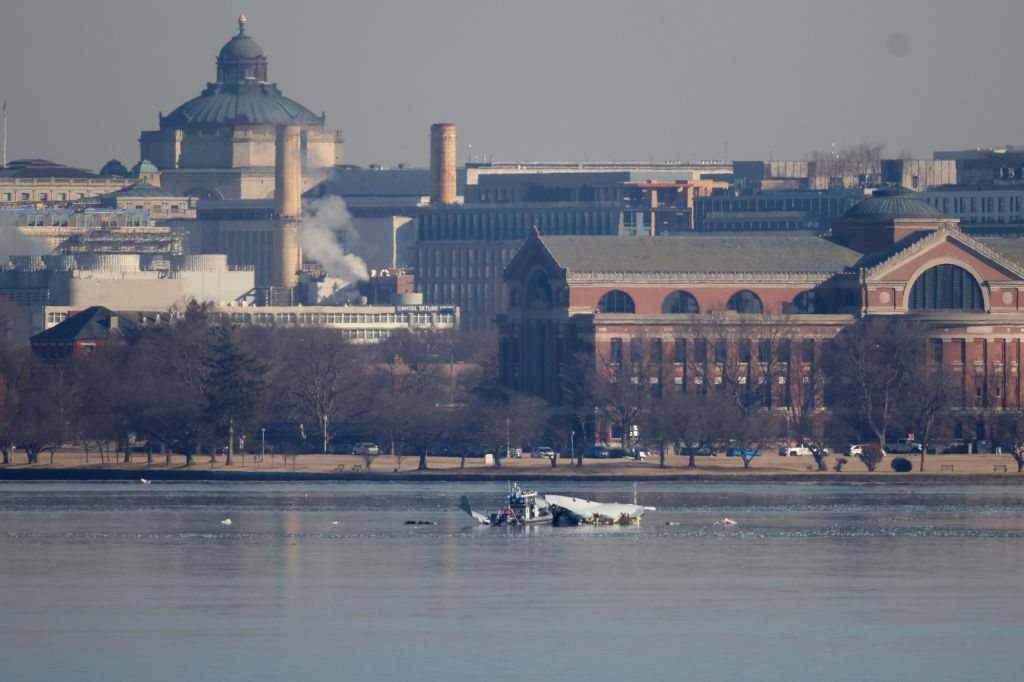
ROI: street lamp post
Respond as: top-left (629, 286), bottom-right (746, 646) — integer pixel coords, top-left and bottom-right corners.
top-left (261, 427), bottom-right (265, 463)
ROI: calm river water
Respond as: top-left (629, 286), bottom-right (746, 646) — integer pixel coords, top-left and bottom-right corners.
top-left (1, 480), bottom-right (1022, 681)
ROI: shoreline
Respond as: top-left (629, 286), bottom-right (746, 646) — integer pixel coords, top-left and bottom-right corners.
top-left (1, 448), bottom-right (1020, 485)
top-left (0, 469), bottom-right (1021, 485)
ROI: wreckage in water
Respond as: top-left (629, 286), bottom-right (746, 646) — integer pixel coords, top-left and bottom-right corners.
top-left (460, 485), bottom-right (654, 526)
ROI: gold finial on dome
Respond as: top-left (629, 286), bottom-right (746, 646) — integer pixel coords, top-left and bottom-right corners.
top-left (238, 14), bottom-right (247, 31)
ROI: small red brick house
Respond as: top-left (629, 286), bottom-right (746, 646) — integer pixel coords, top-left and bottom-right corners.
top-left (30, 306), bottom-right (139, 362)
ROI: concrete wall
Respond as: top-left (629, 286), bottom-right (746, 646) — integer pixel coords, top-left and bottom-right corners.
top-left (68, 277), bottom-right (190, 310)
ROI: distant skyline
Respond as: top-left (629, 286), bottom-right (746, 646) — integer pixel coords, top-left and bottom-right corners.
top-left (1, 0), bottom-right (1021, 173)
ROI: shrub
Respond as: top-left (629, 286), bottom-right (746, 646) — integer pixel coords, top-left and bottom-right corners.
top-left (891, 457), bottom-right (913, 473)
top-left (858, 442), bottom-right (885, 472)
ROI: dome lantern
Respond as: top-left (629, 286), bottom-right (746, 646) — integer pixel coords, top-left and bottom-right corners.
top-left (217, 15), bottom-right (267, 83)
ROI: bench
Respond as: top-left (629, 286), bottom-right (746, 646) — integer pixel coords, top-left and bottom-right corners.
top-left (941, 464), bottom-right (955, 472)
top-left (335, 464), bottom-right (345, 472)
top-left (993, 464), bottom-right (1008, 473)
top-left (351, 465), bottom-right (362, 472)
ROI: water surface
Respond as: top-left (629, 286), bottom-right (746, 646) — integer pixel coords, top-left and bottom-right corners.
top-left (2, 481), bottom-right (1022, 681)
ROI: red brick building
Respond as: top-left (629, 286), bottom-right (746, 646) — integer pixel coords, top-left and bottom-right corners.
top-left (30, 306), bottom-right (139, 362)
top-left (498, 188), bottom-right (1024, 442)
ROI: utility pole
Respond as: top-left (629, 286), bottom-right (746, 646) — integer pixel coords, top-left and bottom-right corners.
top-left (449, 345), bottom-right (455, 406)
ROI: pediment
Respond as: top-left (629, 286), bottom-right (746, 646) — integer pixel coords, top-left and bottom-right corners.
top-left (503, 230), bottom-right (566, 284)
top-left (861, 227), bottom-right (1024, 285)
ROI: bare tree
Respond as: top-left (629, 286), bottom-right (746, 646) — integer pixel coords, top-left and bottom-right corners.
top-left (900, 363), bottom-right (955, 471)
top-left (588, 333), bottom-right (663, 451)
top-left (11, 364), bottom-right (67, 464)
top-left (824, 317), bottom-right (926, 452)
top-left (274, 327), bottom-right (370, 455)
top-left (786, 338), bottom-right (831, 470)
top-left (807, 143), bottom-right (884, 189)
top-left (0, 344), bottom-right (30, 465)
top-left (990, 412), bottom-right (1024, 473)
top-left (681, 314), bottom-right (794, 468)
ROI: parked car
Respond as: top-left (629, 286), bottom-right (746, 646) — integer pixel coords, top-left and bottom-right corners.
top-left (607, 448), bottom-right (631, 458)
top-left (726, 448), bottom-right (761, 457)
top-left (532, 446), bottom-right (556, 459)
top-left (889, 439), bottom-right (923, 454)
top-left (586, 445), bottom-right (611, 459)
top-left (630, 448), bottom-right (651, 460)
top-left (847, 444), bottom-right (865, 457)
top-left (353, 442), bottom-right (380, 455)
top-left (779, 445), bottom-right (825, 457)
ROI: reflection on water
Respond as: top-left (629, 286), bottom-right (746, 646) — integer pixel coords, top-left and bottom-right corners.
top-left (1, 481), bottom-right (1023, 682)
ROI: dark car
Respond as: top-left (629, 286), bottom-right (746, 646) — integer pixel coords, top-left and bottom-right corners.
top-left (586, 445), bottom-right (611, 459)
top-left (607, 448), bottom-right (630, 458)
top-left (726, 448), bottom-right (761, 457)
top-left (681, 445), bottom-right (717, 457)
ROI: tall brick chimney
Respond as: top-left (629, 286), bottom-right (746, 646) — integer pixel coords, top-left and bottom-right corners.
top-left (274, 125), bottom-right (302, 288)
top-left (430, 123), bottom-right (457, 205)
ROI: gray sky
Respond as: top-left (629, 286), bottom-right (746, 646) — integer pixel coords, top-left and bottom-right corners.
top-left (1, 0), bottom-right (1020, 173)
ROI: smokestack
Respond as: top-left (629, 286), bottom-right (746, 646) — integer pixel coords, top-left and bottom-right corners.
top-left (430, 123), bottom-right (456, 205)
top-left (274, 125), bottom-right (302, 288)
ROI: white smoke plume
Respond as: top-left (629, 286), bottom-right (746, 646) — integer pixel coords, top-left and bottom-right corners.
top-left (0, 220), bottom-right (53, 263)
top-left (300, 195), bottom-right (369, 286)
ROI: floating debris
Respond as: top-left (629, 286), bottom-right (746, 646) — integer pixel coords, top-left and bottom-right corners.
top-left (221, 519), bottom-right (232, 526)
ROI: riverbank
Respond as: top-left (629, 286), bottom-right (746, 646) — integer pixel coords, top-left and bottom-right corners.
top-left (0, 447), bottom-right (1020, 483)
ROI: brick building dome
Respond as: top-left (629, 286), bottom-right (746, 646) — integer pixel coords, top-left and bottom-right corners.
top-left (841, 186), bottom-right (945, 221)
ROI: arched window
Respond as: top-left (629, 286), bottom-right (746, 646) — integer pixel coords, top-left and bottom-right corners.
top-left (791, 290), bottom-right (826, 314)
top-left (662, 290), bottom-right (699, 314)
top-left (726, 290), bottom-right (763, 314)
top-left (909, 264), bottom-right (984, 310)
top-left (598, 290), bottom-right (635, 313)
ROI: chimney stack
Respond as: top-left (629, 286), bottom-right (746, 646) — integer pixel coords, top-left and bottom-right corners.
top-left (430, 123), bottom-right (457, 205)
top-left (274, 125), bottom-right (302, 288)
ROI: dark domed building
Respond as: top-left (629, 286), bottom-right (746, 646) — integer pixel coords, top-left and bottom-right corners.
top-left (139, 15), bottom-right (344, 200)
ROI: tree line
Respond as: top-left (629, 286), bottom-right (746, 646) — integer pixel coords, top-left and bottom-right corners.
top-left (2, 307), bottom-right (1023, 472)
top-left (0, 302), bottom-right (551, 468)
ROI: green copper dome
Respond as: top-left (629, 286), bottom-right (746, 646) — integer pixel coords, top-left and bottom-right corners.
top-left (159, 16), bottom-right (324, 130)
top-left (161, 87), bottom-right (323, 128)
top-left (841, 187), bottom-right (944, 221)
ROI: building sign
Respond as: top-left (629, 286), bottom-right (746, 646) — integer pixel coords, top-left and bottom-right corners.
top-left (395, 305), bottom-right (456, 314)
